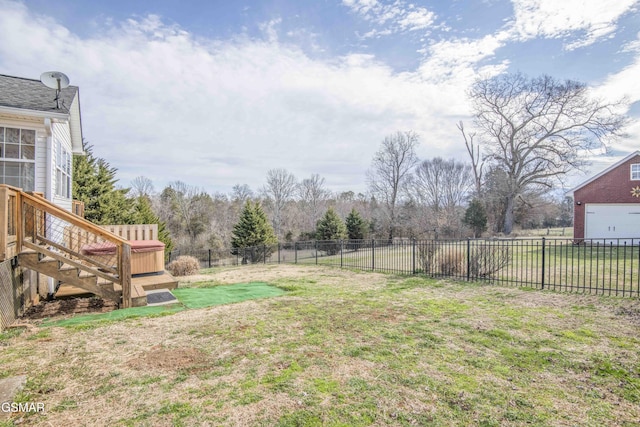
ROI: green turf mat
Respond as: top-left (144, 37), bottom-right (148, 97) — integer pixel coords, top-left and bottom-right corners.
top-left (172, 282), bottom-right (285, 309)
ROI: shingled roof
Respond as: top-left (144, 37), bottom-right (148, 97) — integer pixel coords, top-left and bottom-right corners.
top-left (0, 74), bottom-right (79, 114)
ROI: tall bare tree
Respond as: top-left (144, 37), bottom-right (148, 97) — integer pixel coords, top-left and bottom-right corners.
top-left (130, 176), bottom-right (155, 198)
top-left (298, 174), bottom-right (331, 233)
top-left (468, 73), bottom-right (626, 234)
top-left (262, 168), bottom-right (297, 240)
top-left (458, 121), bottom-right (483, 197)
top-left (367, 131), bottom-right (419, 240)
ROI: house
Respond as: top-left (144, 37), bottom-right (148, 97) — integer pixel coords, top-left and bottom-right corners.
top-left (570, 151), bottom-right (640, 243)
top-left (0, 74), bottom-right (176, 330)
top-left (0, 73), bottom-right (83, 211)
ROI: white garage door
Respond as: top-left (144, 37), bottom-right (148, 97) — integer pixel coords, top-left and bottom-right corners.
top-left (585, 204), bottom-right (640, 243)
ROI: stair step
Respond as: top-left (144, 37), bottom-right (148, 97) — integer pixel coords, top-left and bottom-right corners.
top-left (58, 263), bottom-right (76, 272)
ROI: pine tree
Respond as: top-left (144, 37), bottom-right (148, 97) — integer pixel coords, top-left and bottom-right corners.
top-left (345, 208), bottom-right (367, 240)
top-left (231, 201), bottom-right (277, 263)
top-left (72, 143), bottom-right (136, 224)
top-left (316, 207), bottom-right (346, 255)
top-left (345, 208), bottom-right (367, 250)
top-left (463, 199), bottom-right (488, 238)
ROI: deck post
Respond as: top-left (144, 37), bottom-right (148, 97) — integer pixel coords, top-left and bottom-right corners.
top-left (121, 243), bottom-right (132, 308)
top-left (0, 186), bottom-right (7, 261)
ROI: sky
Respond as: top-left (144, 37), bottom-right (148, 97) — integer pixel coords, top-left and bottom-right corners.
top-left (0, 0), bottom-right (639, 196)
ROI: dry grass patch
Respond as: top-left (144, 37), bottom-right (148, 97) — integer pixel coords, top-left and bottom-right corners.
top-left (1, 264), bottom-right (639, 426)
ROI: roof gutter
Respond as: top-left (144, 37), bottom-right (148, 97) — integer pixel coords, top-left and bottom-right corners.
top-left (0, 105), bottom-right (69, 120)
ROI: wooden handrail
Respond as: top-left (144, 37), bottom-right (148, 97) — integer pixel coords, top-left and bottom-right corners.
top-left (2, 185), bottom-right (132, 308)
top-left (20, 192), bottom-right (128, 245)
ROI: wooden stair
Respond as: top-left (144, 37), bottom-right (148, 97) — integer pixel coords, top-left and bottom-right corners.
top-left (18, 248), bottom-right (122, 303)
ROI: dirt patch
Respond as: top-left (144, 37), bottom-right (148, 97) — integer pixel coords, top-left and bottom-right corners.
top-left (128, 346), bottom-right (209, 371)
top-left (21, 297), bottom-right (117, 320)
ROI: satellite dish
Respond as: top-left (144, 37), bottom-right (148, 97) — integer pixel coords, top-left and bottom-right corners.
top-left (40, 71), bottom-right (70, 109)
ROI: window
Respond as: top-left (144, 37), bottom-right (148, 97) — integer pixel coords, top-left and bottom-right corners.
top-left (55, 141), bottom-right (72, 198)
top-left (632, 164), bottom-right (640, 181)
top-left (0, 126), bottom-right (36, 191)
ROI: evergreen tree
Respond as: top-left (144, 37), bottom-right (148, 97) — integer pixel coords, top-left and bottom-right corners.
top-left (316, 207), bottom-right (346, 255)
top-left (463, 199), bottom-right (488, 238)
top-left (231, 201), bottom-right (277, 263)
top-left (73, 143), bottom-right (136, 224)
top-left (345, 208), bottom-right (367, 240)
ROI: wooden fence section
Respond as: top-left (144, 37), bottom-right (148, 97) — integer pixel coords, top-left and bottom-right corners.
top-left (65, 224), bottom-right (158, 254)
top-left (102, 224), bottom-right (158, 241)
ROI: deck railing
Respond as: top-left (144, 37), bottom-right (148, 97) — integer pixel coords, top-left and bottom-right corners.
top-left (0, 184), bottom-right (132, 307)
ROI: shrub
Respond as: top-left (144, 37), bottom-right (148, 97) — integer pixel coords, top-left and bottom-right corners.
top-left (468, 244), bottom-right (511, 277)
top-left (166, 256), bottom-right (200, 276)
top-left (436, 248), bottom-right (464, 276)
top-left (417, 241), bottom-right (441, 274)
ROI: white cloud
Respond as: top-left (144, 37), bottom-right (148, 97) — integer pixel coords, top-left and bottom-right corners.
top-left (0, 1), bottom-right (469, 194)
top-left (342, 0), bottom-right (436, 37)
top-left (511, 0), bottom-right (639, 49)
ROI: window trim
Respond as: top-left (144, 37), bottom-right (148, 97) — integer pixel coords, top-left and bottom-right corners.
top-left (0, 126), bottom-right (36, 191)
top-left (55, 141), bottom-right (72, 199)
top-left (631, 163), bottom-right (640, 181)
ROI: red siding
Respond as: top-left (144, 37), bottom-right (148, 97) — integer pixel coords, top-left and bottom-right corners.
top-left (573, 154), bottom-right (640, 239)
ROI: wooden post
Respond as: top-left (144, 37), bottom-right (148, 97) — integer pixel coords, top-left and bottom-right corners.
top-left (0, 186), bottom-right (7, 261)
top-left (121, 243), bottom-right (132, 308)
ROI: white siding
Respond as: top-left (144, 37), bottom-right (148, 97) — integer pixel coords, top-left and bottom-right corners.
top-left (34, 131), bottom-right (47, 195)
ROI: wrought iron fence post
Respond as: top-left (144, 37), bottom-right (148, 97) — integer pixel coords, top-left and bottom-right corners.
top-left (372, 239), bottom-right (375, 271)
top-left (208, 249), bottom-right (212, 268)
top-left (278, 243), bottom-right (281, 264)
top-left (315, 241), bottom-right (318, 265)
top-left (541, 237), bottom-right (546, 290)
top-left (295, 241), bottom-right (298, 264)
top-left (340, 239), bottom-right (343, 268)
top-left (412, 238), bottom-right (416, 274)
top-left (466, 239), bottom-right (471, 281)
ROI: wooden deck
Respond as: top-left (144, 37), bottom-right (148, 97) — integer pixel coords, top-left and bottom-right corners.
top-left (55, 271), bottom-right (178, 307)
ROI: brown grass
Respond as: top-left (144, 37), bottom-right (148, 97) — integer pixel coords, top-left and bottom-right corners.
top-left (1, 264), bottom-right (639, 426)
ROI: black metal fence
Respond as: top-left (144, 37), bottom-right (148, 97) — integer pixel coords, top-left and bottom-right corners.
top-left (169, 238), bottom-right (640, 298)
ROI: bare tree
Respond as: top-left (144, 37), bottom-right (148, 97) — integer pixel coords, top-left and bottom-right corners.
top-left (262, 168), bottom-right (297, 240)
top-left (231, 184), bottom-right (253, 203)
top-left (468, 73), bottom-right (626, 234)
top-left (298, 174), bottom-right (331, 233)
top-left (412, 157), bottom-right (472, 237)
top-left (130, 176), bottom-right (155, 198)
top-left (158, 181), bottom-right (214, 247)
top-left (367, 131), bottom-right (420, 240)
top-left (458, 121), bottom-right (483, 197)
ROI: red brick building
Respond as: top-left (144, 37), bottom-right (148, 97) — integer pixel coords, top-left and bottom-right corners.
top-left (570, 151), bottom-right (640, 242)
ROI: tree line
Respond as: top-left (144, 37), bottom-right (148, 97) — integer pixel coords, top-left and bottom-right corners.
top-left (73, 72), bottom-right (625, 256)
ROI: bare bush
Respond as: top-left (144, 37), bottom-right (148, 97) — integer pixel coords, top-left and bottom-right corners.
top-left (166, 256), bottom-right (200, 276)
top-left (436, 248), bottom-right (465, 276)
top-left (468, 244), bottom-right (511, 277)
top-left (417, 241), bottom-right (440, 274)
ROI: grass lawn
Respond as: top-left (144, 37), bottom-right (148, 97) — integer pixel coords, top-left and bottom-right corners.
top-left (1, 264), bottom-right (639, 426)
